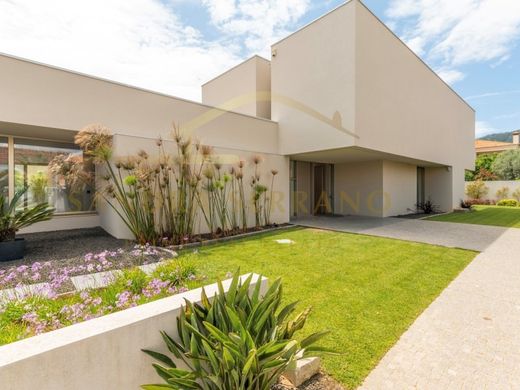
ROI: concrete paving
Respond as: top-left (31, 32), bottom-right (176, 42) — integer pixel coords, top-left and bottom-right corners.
top-left (291, 215), bottom-right (520, 389)
top-left (293, 215), bottom-right (508, 251)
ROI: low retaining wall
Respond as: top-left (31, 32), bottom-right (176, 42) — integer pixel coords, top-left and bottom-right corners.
top-left (0, 274), bottom-right (267, 390)
top-left (465, 180), bottom-right (520, 201)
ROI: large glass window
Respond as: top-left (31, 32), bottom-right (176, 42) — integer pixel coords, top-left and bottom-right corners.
top-left (13, 138), bottom-right (94, 213)
top-left (0, 137), bottom-right (7, 198)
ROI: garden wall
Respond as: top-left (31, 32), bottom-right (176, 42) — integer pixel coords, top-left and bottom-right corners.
top-left (0, 274), bottom-right (267, 390)
top-left (99, 133), bottom-right (290, 240)
top-left (465, 180), bottom-right (520, 201)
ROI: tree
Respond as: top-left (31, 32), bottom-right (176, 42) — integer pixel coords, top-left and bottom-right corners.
top-left (465, 153), bottom-right (498, 181)
top-left (491, 150), bottom-right (520, 180)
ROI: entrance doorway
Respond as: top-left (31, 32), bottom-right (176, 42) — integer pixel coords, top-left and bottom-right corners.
top-left (313, 163), bottom-right (334, 215)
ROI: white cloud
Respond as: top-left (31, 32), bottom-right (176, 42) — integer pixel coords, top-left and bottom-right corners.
top-left (465, 89), bottom-right (520, 100)
top-left (475, 120), bottom-right (499, 137)
top-left (435, 68), bottom-right (466, 84)
top-left (0, 0), bottom-right (244, 101)
top-left (386, 0), bottom-right (520, 84)
top-left (202, 0), bottom-right (237, 23)
top-left (0, 0), bottom-right (313, 100)
top-left (202, 0), bottom-right (310, 56)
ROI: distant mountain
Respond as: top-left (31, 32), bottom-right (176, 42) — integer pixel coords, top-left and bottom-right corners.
top-left (479, 131), bottom-right (513, 143)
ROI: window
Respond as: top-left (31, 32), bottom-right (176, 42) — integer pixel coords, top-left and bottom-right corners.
top-left (0, 137), bottom-right (7, 198)
top-left (10, 138), bottom-right (94, 213)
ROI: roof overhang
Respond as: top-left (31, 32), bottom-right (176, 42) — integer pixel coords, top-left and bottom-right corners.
top-left (290, 146), bottom-right (449, 167)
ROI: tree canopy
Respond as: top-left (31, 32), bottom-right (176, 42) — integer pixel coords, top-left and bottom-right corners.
top-left (491, 150), bottom-right (520, 180)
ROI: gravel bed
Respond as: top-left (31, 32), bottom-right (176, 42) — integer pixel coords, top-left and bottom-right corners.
top-left (19, 227), bottom-right (131, 263)
top-left (0, 228), bottom-right (167, 292)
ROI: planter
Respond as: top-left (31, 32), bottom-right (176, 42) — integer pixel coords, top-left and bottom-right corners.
top-left (0, 238), bottom-right (26, 261)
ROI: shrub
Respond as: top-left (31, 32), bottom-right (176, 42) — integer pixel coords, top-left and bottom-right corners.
top-left (465, 180), bottom-right (489, 200)
top-left (462, 199), bottom-right (496, 207)
top-left (142, 271), bottom-right (332, 390)
top-left (75, 124), bottom-right (278, 245)
top-left (513, 188), bottom-right (520, 202)
top-left (0, 187), bottom-right (55, 242)
top-left (460, 200), bottom-right (472, 209)
top-left (416, 199), bottom-right (439, 214)
top-left (496, 199), bottom-right (519, 207)
top-left (496, 186), bottom-right (510, 200)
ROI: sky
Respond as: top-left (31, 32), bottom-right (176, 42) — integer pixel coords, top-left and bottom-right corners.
top-left (0, 0), bottom-right (519, 139)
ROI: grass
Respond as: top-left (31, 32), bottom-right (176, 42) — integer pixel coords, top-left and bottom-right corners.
top-left (427, 205), bottom-right (520, 228)
top-left (182, 227), bottom-right (476, 389)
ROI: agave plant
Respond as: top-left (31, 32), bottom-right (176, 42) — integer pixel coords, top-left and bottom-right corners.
top-left (0, 187), bottom-right (55, 242)
top-left (142, 271), bottom-right (332, 390)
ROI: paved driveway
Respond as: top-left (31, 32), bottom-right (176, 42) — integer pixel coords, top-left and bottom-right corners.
top-left (293, 215), bottom-right (508, 251)
top-left (293, 215), bottom-right (520, 389)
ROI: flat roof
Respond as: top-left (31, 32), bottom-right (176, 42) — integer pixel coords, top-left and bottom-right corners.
top-left (0, 52), bottom-right (277, 125)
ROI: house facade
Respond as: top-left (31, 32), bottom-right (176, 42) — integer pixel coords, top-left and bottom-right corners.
top-left (0, 0), bottom-right (474, 239)
top-left (475, 131), bottom-right (520, 155)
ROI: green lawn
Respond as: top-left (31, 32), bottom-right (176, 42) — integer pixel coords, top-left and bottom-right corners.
top-left (427, 205), bottom-right (520, 228)
top-left (183, 227), bottom-right (476, 389)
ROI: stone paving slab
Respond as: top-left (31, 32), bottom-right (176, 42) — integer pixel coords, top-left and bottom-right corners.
top-left (0, 282), bottom-right (51, 302)
top-left (70, 270), bottom-right (122, 291)
top-left (359, 227), bottom-right (520, 389)
top-left (293, 215), bottom-right (507, 251)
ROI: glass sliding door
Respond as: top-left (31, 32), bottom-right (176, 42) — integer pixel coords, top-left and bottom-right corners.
top-left (0, 137), bottom-right (8, 198)
top-left (14, 138), bottom-right (94, 213)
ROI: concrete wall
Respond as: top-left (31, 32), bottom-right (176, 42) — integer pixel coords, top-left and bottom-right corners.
top-left (354, 1), bottom-right (474, 167)
top-left (0, 274), bottom-right (267, 390)
top-left (271, 2), bottom-right (357, 155)
top-left (256, 59), bottom-right (272, 120)
top-left (0, 53), bottom-right (281, 234)
top-left (334, 160), bottom-right (385, 217)
top-left (0, 54), bottom-right (279, 156)
top-left (102, 134), bottom-right (289, 240)
top-left (465, 181), bottom-right (520, 201)
top-left (201, 56), bottom-right (271, 120)
top-left (382, 161), bottom-right (417, 217)
top-left (354, 0), bottom-right (474, 210)
top-left (425, 167), bottom-right (453, 212)
top-left (19, 213), bottom-right (100, 234)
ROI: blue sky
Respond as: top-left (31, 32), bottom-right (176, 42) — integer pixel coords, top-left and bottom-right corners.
top-left (1, 0), bottom-right (519, 138)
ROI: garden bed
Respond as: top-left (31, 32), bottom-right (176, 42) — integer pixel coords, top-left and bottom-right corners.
top-left (0, 257), bottom-right (203, 346)
top-left (0, 228), bottom-right (170, 295)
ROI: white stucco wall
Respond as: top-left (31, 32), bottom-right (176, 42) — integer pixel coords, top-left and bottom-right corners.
top-left (19, 213), bottom-right (100, 234)
top-left (101, 134), bottom-right (289, 240)
top-left (0, 54), bottom-right (279, 156)
top-left (0, 53), bottom-right (282, 235)
top-left (202, 56), bottom-right (271, 120)
top-left (465, 181), bottom-right (520, 201)
top-left (0, 274), bottom-right (267, 390)
top-left (382, 161), bottom-right (417, 217)
top-left (354, 1), bottom-right (474, 168)
top-left (271, 2), bottom-right (357, 155)
top-left (334, 160), bottom-right (385, 217)
top-left (354, 0), bottom-right (474, 211)
top-left (425, 167), bottom-right (453, 212)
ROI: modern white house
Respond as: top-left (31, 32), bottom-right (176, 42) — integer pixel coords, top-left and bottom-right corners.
top-left (0, 0), bottom-right (474, 239)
